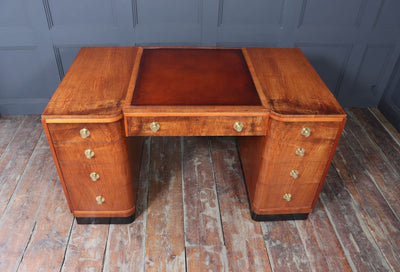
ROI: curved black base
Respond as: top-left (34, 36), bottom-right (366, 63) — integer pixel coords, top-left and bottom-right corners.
top-left (76, 213), bottom-right (135, 224)
top-left (251, 211), bottom-right (309, 221)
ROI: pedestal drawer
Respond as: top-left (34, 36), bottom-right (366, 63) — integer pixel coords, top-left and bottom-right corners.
top-left (268, 119), bottom-right (341, 141)
top-left (261, 160), bottom-right (328, 185)
top-left (53, 140), bottom-right (128, 164)
top-left (59, 162), bottom-right (134, 187)
top-left (67, 183), bottom-right (135, 212)
top-left (48, 122), bottom-right (124, 143)
top-left (264, 137), bottom-right (334, 163)
top-left (255, 183), bottom-right (319, 210)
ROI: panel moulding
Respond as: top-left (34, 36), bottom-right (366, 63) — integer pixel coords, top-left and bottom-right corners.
top-left (53, 46), bottom-right (64, 80)
top-left (42, 0), bottom-right (54, 30)
top-left (132, 0), bottom-right (138, 28)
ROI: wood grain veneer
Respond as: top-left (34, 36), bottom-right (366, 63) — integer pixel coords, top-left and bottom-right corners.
top-left (42, 47), bottom-right (138, 121)
top-left (53, 140), bottom-right (129, 164)
top-left (268, 119), bottom-right (342, 141)
top-left (126, 115), bottom-right (267, 136)
top-left (42, 46), bottom-right (346, 222)
top-left (261, 137), bottom-right (335, 163)
top-left (47, 122), bottom-right (124, 143)
top-left (245, 48), bottom-right (346, 116)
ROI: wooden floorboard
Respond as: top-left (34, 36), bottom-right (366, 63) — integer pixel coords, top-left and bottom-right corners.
top-left (0, 133), bottom-right (56, 272)
top-left (102, 137), bottom-right (151, 271)
top-left (145, 137), bottom-right (185, 271)
top-left (210, 137), bottom-right (271, 272)
top-left (0, 116), bottom-right (43, 218)
top-left (0, 109), bottom-right (399, 272)
top-left (183, 137), bottom-right (228, 270)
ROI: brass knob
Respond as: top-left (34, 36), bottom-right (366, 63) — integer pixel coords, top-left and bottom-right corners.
top-left (295, 147), bottom-right (305, 157)
top-left (233, 121), bottom-right (244, 132)
top-left (84, 149), bottom-right (95, 159)
top-left (283, 193), bottom-right (292, 202)
top-left (150, 122), bottom-right (160, 132)
top-left (290, 170), bottom-right (299, 179)
top-left (96, 195), bottom-right (105, 204)
top-left (80, 128), bottom-right (90, 138)
top-left (301, 127), bottom-right (311, 137)
top-left (90, 172), bottom-right (99, 181)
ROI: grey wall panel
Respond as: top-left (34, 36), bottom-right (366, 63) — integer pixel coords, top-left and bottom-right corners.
top-left (379, 56), bottom-right (400, 132)
top-left (220, 0), bottom-right (284, 25)
top-left (298, 0), bottom-right (366, 27)
top-left (217, 0), bottom-right (285, 44)
top-left (346, 45), bottom-right (395, 106)
top-left (49, 0), bottom-right (118, 27)
top-left (373, 0), bottom-right (400, 29)
top-left (0, 47), bottom-right (47, 99)
top-left (297, 44), bottom-right (352, 97)
top-left (0, 0), bottom-right (60, 114)
top-left (1, 0), bottom-right (400, 114)
top-left (48, 0), bottom-right (134, 46)
top-left (135, 0), bottom-right (202, 44)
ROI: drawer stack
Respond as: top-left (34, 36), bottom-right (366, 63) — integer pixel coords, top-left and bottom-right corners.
top-left (239, 118), bottom-right (344, 219)
top-left (46, 121), bottom-right (141, 219)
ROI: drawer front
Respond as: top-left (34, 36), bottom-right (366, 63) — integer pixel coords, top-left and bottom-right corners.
top-left (264, 137), bottom-right (334, 163)
top-left (53, 139), bottom-right (128, 164)
top-left (48, 122), bottom-right (124, 143)
top-left (258, 183), bottom-right (319, 209)
top-left (125, 115), bottom-right (267, 136)
top-left (268, 119), bottom-right (341, 141)
top-left (60, 162), bottom-right (133, 187)
top-left (67, 184), bottom-right (135, 212)
top-left (262, 160), bottom-right (328, 185)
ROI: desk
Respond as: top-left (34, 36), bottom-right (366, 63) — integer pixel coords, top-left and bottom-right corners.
top-left (42, 47), bottom-right (346, 223)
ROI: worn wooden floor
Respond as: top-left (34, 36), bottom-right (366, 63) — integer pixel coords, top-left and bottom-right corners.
top-left (0, 108), bottom-right (399, 272)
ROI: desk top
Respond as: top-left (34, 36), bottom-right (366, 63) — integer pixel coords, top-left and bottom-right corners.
top-left (42, 47), bottom-right (345, 122)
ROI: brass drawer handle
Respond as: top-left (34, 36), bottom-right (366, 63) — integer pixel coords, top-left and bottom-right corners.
top-left (96, 195), bottom-right (105, 204)
top-left (90, 172), bottom-right (99, 181)
top-left (301, 127), bottom-right (311, 137)
top-left (283, 193), bottom-right (292, 202)
top-left (290, 170), bottom-right (299, 179)
top-left (84, 149), bottom-right (95, 159)
top-left (150, 122), bottom-right (160, 132)
top-left (80, 128), bottom-right (90, 138)
top-left (233, 121), bottom-right (244, 132)
top-left (295, 147), bottom-right (305, 157)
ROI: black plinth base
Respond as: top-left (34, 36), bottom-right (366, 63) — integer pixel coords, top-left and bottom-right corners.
top-left (76, 213), bottom-right (135, 224)
top-left (251, 211), bottom-right (309, 221)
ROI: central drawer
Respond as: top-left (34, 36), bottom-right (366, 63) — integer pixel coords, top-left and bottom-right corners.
top-left (125, 115), bottom-right (267, 136)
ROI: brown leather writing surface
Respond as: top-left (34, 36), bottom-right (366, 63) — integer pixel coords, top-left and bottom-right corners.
top-left (131, 48), bottom-right (262, 106)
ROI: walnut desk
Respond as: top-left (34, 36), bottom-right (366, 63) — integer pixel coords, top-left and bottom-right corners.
top-left (42, 47), bottom-right (346, 224)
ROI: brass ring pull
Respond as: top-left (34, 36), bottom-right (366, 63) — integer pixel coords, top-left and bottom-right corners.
top-left (295, 147), bottom-right (305, 157)
top-left (283, 193), bottom-right (292, 202)
top-left (84, 149), bottom-right (95, 159)
top-left (233, 121), bottom-right (244, 132)
top-left (96, 195), bottom-right (105, 204)
top-left (301, 127), bottom-right (311, 137)
top-left (80, 128), bottom-right (90, 138)
top-left (150, 122), bottom-right (160, 132)
top-left (290, 170), bottom-right (299, 179)
top-left (90, 172), bottom-right (99, 181)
